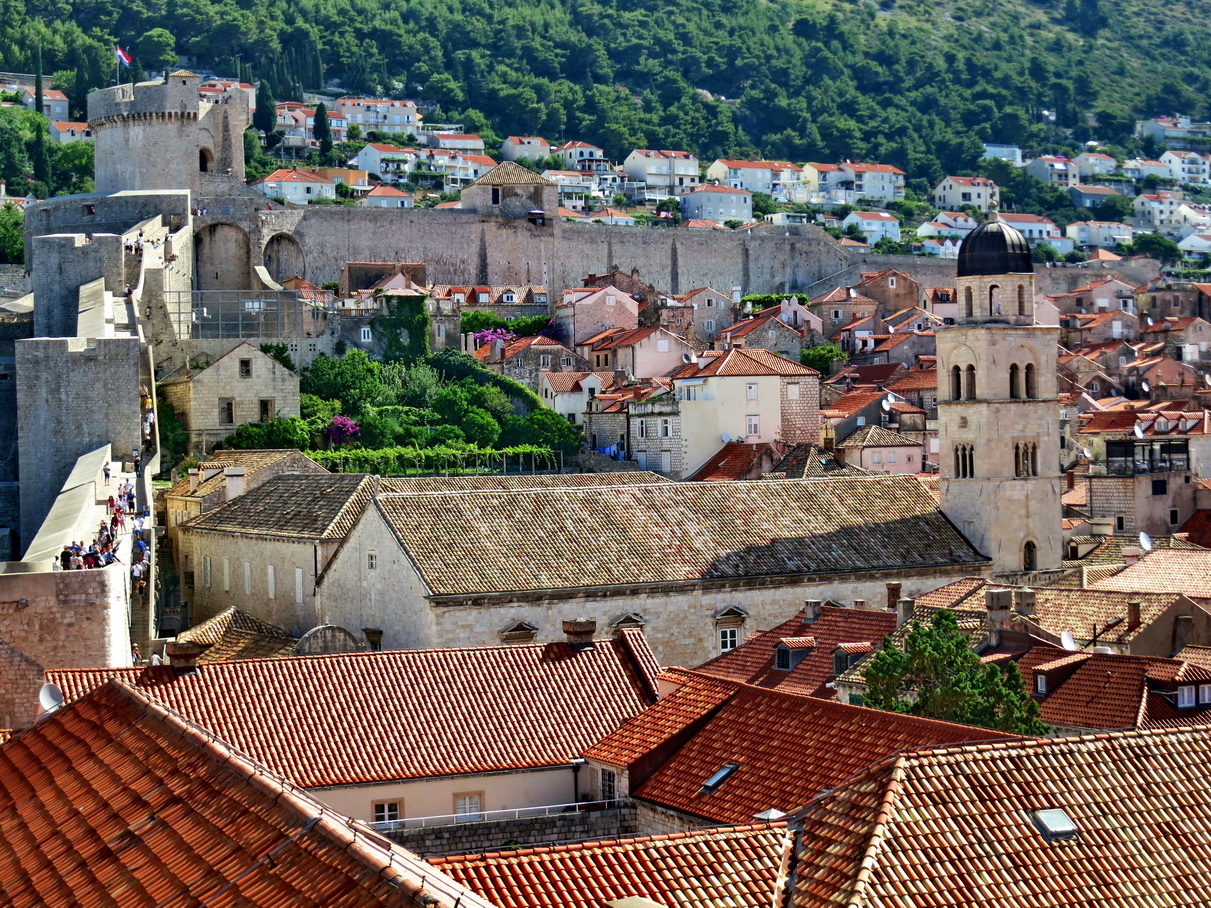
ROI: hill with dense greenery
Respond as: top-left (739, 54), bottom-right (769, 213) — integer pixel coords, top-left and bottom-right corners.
top-left (5, 0), bottom-right (1211, 193)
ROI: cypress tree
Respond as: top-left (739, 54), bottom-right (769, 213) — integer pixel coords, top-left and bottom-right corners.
top-left (314, 101), bottom-right (333, 162)
top-left (253, 80), bottom-right (276, 136)
top-left (34, 47), bottom-right (43, 116)
top-left (31, 120), bottom-right (50, 187)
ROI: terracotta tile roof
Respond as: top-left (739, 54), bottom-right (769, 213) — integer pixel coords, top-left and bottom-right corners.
top-left (380, 472), bottom-right (671, 493)
top-left (1090, 550), bottom-right (1211, 597)
top-left (1179, 509), bottom-right (1211, 547)
top-left (1063, 532), bottom-right (1202, 566)
top-left (0, 681), bottom-right (494, 908)
top-left (715, 310), bottom-right (799, 341)
top-left (771, 445), bottom-right (868, 479)
top-left (253, 167), bottom-right (334, 185)
top-left (884, 368), bottom-right (938, 392)
top-left (696, 605), bottom-right (896, 698)
top-left (370, 476), bottom-right (986, 597)
top-left (598, 673), bottom-right (1015, 824)
top-left (824, 390), bottom-right (885, 417)
top-left (542, 370), bottom-right (619, 393)
top-left (48, 635), bottom-right (659, 789)
top-left (176, 606), bottom-right (298, 661)
top-left (674, 347), bottom-right (816, 378)
top-left (183, 473), bottom-right (376, 540)
top-left (824, 362), bottom-right (904, 387)
top-left (782, 726), bottom-right (1211, 908)
top-left (430, 823), bottom-right (788, 908)
top-left (167, 449), bottom-right (320, 499)
top-left (1175, 645), bottom-right (1211, 669)
top-left (835, 425), bottom-right (920, 449)
top-left (688, 441), bottom-right (783, 482)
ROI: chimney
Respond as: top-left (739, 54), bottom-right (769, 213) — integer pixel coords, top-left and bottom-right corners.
top-left (1089, 517), bottom-right (1113, 537)
top-left (224, 466), bottom-right (246, 501)
top-left (1122, 546), bottom-right (1141, 566)
top-left (188, 467), bottom-right (200, 494)
top-left (853, 599), bottom-right (867, 611)
top-left (613, 369), bottom-right (628, 388)
top-left (896, 598), bottom-right (914, 628)
top-left (363, 627), bottom-right (383, 651)
top-left (1016, 588), bottom-right (1036, 617)
top-left (1127, 599), bottom-right (1142, 631)
top-left (165, 640), bottom-right (208, 675)
top-left (731, 286), bottom-right (742, 304)
top-left (985, 588), bottom-right (1014, 629)
top-left (563, 617), bottom-right (597, 651)
top-left (804, 599), bottom-right (822, 623)
top-left (1067, 470), bottom-right (1075, 491)
top-left (886, 582), bottom-right (902, 611)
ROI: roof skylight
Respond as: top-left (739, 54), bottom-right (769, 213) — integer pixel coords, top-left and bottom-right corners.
top-left (1030, 808), bottom-right (1078, 841)
top-left (700, 762), bottom-right (740, 793)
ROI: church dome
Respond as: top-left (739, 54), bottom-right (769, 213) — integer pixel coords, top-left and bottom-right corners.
top-left (956, 213), bottom-right (1033, 277)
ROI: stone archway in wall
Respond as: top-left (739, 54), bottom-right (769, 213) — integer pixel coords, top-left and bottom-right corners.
top-left (199, 147), bottom-right (214, 173)
top-left (194, 223), bottom-right (253, 291)
top-left (263, 232), bottom-right (305, 284)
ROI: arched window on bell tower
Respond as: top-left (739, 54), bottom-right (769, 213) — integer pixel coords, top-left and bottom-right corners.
top-left (1024, 363), bottom-right (1037, 399)
top-left (989, 284), bottom-right (1001, 315)
top-left (964, 365), bottom-right (976, 400)
top-left (1023, 540), bottom-right (1038, 572)
top-left (1017, 284), bottom-right (1027, 316)
top-left (964, 286), bottom-right (973, 318)
top-left (954, 444), bottom-right (974, 478)
top-left (951, 365), bottom-right (963, 401)
top-left (1009, 364), bottom-right (1021, 399)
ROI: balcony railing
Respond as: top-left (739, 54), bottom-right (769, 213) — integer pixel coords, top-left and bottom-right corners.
top-left (369, 798), bottom-right (625, 833)
top-left (1104, 456), bottom-right (1190, 475)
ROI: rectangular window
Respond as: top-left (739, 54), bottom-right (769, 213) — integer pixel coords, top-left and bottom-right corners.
top-left (775, 648), bottom-right (791, 670)
top-left (295, 567), bottom-right (304, 604)
top-left (454, 793), bottom-right (484, 823)
top-left (1170, 508), bottom-right (1180, 526)
top-left (1036, 674), bottom-right (1047, 694)
top-left (1116, 516), bottom-right (1126, 531)
top-left (1200, 683), bottom-right (1211, 705)
top-left (704, 319), bottom-right (715, 332)
top-left (219, 399), bottom-right (235, 425)
top-left (243, 561), bottom-right (251, 595)
top-left (888, 452), bottom-right (897, 464)
top-left (746, 383), bottom-right (758, 400)
top-left (719, 627), bottom-right (739, 652)
top-left (746, 415), bottom-right (759, 436)
top-left (660, 418), bottom-right (671, 438)
top-left (222, 558), bottom-right (230, 592)
top-left (267, 564), bottom-right (276, 600)
top-left (872, 452), bottom-right (882, 464)
top-left (1178, 685), bottom-right (1196, 708)
top-left (600, 768), bottom-right (617, 801)
top-left (539, 354), bottom-right (551, 368)
top-left (259, 399), bottom-right (273, 422)
top-left (1152, 479), bottom-right (1169, 496)
top-left (657, 338), bottom-right (669, 352)
top-left (373, 802), bottom-right (401, 823)
top-left (368, 552), bottom-right (377, 570)
top-left (788, 382), bottom-right (800, 399)
top-left (201, 556), bottom-right (211, 588)
top-left (361, 326), bottom-right (372, 343)
top-left (638, 420), bottom-right (647, 439)
top-left (239, 359), bottom-right (252, 378)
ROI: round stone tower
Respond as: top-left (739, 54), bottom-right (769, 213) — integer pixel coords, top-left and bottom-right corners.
top-left (937, 210), bottom-right (1062, 576)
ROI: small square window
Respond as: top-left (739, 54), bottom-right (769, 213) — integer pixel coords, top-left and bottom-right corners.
top-left (368, 552), bottom-right (377, 570)
top-left (373, 801), bottom-right (400, 823)
top-left (239, 359), bottom-right (252, 378)
top-left (1178, 685), bottom-right (1196, 708)
top-left (719, 627), bottom-right (738, 652)
top-left (361, 326), bottom-right (372, 343)
top-left (1030, 808), bottom-right (1078, 840)
top-left (454, 792), bottom-right (484, 823)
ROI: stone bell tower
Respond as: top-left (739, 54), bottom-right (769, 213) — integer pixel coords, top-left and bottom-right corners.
top-left (937, 210), bottom-right (1062, 575)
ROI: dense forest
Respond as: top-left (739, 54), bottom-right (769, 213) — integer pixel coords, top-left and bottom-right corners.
top-left (2, 0), bottom-right (1210, 193)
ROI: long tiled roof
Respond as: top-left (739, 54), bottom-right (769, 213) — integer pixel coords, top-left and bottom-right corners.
top-left (1090, 550), bottom-right (1211, 597)
top-left (177, 606), bottom-right (298, 661)
top-left (0, 681), bottom-right (494, 908)
top-left (380, 472), bottom-right (671, 493)
top-left (372, 476), bottom-right (986, 597)
top-left (695, 605), bottom-right (896, 698)
top-left (676, 347), bottom-right (817, 378)
top-left (595, 673), bottom-right (1016, 825)
top-left (430, 823), bottom-right (788, 908)
top-left (167, 449), bottom-right (321, 499)
top-left (182, 473), bottom-right (376, 540)
top-left (48, 633), bottom-right (659, 789)
top-left (687, 441), bottom-right (781, 482)
top-left (782, 726), bottom-right (1211, 908)
top-left (835, 425), bottom-right (920, 449)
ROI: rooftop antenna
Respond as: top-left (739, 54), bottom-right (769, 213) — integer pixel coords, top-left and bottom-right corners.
top-left (38, 682), bottom-right (64, 714)
top-left (1060, 630), bottom-right (1078, 652)
top-left (1139, 530), bottom-right (1153, 552)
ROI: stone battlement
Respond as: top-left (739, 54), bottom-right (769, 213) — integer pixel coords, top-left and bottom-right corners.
top-left (88, 74), bottom-right (205, 125)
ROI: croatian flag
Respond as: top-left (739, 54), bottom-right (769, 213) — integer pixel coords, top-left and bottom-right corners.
top-left (115, 46), bottom-right (132, 66)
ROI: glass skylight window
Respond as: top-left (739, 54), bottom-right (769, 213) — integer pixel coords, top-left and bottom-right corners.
top-left (700, 762), bottom-right (740, 793)
top-left (1030, 808), bottom-right (1078, 840)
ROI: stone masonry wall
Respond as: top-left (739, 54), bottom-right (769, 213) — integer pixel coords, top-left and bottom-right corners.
top-left (383, 805), bottom-right (639, 858)
top-left (781, 374), bottom-right (822, 445)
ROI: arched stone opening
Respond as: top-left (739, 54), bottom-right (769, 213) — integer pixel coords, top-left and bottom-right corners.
top-left (263, 232), bottom-right (305, 284)
top-left (195, 222), bottom-right (252, 291)
top-left (199, 147), bottom-right (214, 173)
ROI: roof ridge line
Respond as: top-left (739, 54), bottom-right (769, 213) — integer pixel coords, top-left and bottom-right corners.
top-left (845, 755), bottom-right (907, 908)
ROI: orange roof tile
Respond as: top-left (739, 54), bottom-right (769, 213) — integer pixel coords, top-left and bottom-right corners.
top-left (675, 347), bottom-right (816, 378)
top-left (1090, 549), bottom-right (1211, 597)
top-left (48, 634), bottom-right (659, 789)
top-left (0, 681), bottom-right (494, 907)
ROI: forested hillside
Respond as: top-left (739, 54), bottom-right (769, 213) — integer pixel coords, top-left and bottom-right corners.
top-left (6, 0), bottom-right (1211, 191)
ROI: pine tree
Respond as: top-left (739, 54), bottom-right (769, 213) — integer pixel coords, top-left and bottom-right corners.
top-left (863, 610), bottom-right (1048, 735)
top-left (314, 102), bottom-right (333, 162)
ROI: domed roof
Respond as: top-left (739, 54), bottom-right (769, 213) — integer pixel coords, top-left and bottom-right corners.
top-left (957, 213), bottom-right (1033, 277)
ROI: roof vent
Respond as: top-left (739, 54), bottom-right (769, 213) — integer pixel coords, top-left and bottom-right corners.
top-left (563, 617), bottom-right (597, 651)
top-left (165, 640), bottom-right (209, 675)
top-left (700, 762), bottom-right (740, 793)
top-left (1030, 808), bottom-right (1078, 841)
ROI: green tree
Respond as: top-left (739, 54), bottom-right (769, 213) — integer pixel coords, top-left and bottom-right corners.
top-left (1031, 242), bottom-right (1058, 263)
top-left (864, 610), bottom-right (1048, 734)
top-left (800, 344), bottom-right (847, 374)
top-left (313, 101), bottom-right (333, 162)
top-left (1093, 193), bottom-right (1133, 222)
top-left (750, 191), bottom-right (777, 218)
top-left (1133, 232), bottom-right (1183, 265)
top-left (0, 202), bottom-right (23, 264)
top-left (254, 81), bottom-right (277, 136)
top-left (29, 121), bottom-right (49, 187)
top-left (259, 342), bottom-right (297, 372)
top-left (34, 46), bottom-right (43, 116)
top-left (300, 349), bottom-right (383, 416)
top-left (135, 28), bottom-right (178, 73)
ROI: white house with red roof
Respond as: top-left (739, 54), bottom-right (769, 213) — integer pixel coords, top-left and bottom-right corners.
top-left (1132, 190), bottom-right (1185, 234)
top-left (622, 149), bottom-right (700, 198)
top-left (427, 131), bottom-right (485, 152)
top-left (334, 96), bottom-right (421, 133)
top-left (48, 121), bottom-right (91, 144)
top-left (554, 140), bottom-right (611, 172)
top-left (704, 159), bottom-right (805, 200)
top-left (680, 183), bottom-right (752, 224)
top-left (250, 167), bottom-right (335, 202)
top-left (802, 163), bottom-right (851, 203)
top-left (931, 176), bottom-right (999, 212)
top-left (500, 135), bottom-right (552, 161)
top-left (1162, 150), bottom-right (1211, 185)
top-left (1074, 151), bottom-right (1119, 178)
top-left (1067, 220), bottom-right (1134, 249)
top-left (22, 87), bottom-right (67, 120)
top-left (360, 184), bottom-right (413, 208)
top-left (842, 210), bottom-right (901, 244)
top-left (998, 212), bottom-right (1074, 252)
top-left (349, 142), bottom-right (417, 182)
top-left (838, 162), bottom-right (906, 202)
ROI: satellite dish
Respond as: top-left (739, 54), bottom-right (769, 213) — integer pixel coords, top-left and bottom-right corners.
top-left (1139, 531), bottom-right (1153, 552)
top-left (1133, 423), bottom-right (1145, 439)
top-left (681, 352), bottom-right (694, 363)
top-left (1081, 447), bottom-right (1092, 458)
top-left (1146, 316), bottom-right (1154, 326)
top-left (1060, 631), bottom-right (1078, 652)
top-left (721, 432), bottom-right (731, 443)
top-left (38, 682), bottom-right (64, 713)
top-left (1141, 380), bottom-right (1151, 393)
top-left (1204, 373), bottom-right (1211, 388)
top-left (881, 398), bottom-right (892, 412)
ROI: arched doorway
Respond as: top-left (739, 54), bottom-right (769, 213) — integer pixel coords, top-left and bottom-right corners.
top-left (199, 148), bottom-right (214, 172)
top-left (263, 232), bottom-right (305, 284)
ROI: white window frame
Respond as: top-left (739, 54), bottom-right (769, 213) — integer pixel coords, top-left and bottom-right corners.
top-left (201, 556), bottom-right (211, 588)
top-left (243, 561), bottom-right (252, 595)
top-left (746, 383), bottom-right (758, 400)
top-left (1178, 685), bottom-right (1196, 708)
top-left (719, 627), bottom-right (739, 652)
top-left (454, 793), bottom-right (484, 823)
top-left (361, 326), bottom-right (372, 343)
top-left (267, 564), bottom-right (276, 600)
top-left (222, 558), bottom-right (230, 592)
top-left (746, 415), bottom-right (759, 436)
top-left (368, 552), bottom-right (377, 570)
top-left (295, 567), bottom-right (304, 604)
top-left (660, 418), bottom-right (672, 438)
top-left (373, 801), bottom-right (401, 823)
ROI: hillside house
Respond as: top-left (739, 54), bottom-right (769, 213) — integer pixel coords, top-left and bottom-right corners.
top-left (931, 176), bottom-right (999, 212)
